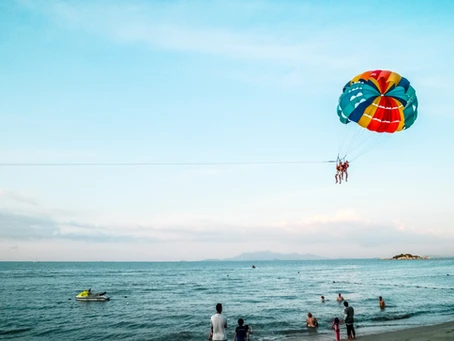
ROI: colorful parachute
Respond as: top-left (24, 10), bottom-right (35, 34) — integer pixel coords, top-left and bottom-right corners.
top-left (337, 70), bottom-right (418, 133)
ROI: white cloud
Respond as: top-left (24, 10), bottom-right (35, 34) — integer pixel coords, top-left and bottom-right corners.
top-left (1, 206), bottom-right (452, 247)
top-left (2, 207), bottom-right (453, 261)
top-left (0, 189), bottom-right (38, 206)
top-left (15, 0), bottom-right (453, 92)
top-left (24, 1), bottom-right (354, 69)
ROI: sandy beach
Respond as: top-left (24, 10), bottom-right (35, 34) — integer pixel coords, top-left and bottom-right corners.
top-left (357, 321), bottom-right (454, 341)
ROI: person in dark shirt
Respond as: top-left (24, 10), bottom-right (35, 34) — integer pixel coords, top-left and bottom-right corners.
top-left (343, 301), bottom-right (356, 340)
top-left (233, 318), bottom-right (251, 341)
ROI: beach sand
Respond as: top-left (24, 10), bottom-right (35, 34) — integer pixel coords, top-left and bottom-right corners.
top-left (357, 321), bottom-right (454, 341)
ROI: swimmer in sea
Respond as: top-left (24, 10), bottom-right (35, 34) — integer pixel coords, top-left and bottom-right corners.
top-left (379, 296), bottom-right (386, 309)
top-left (337, 293), bottom-right (344, 302)
top-left (306, 312), bottom-right (318, 328)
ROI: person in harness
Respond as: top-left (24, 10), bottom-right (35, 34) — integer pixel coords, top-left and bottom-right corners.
top-left (342, 160), bottom-right (350, 182)
top-left (335, 161), bottom-right (343, 184)
top-left (335, 160), bottom-right (350, 184)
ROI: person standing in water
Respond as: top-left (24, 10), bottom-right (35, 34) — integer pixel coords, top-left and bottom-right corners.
top-left (379, 296), bottom-right (386, 309)
top-left (343, 301), bottom-right (356, 340)
top-left (233, 318), bottom-right (252, 341)
top-left (306, 312), bottom-right (318, 328)
top-left (210, 303), bottom-right (228, 341)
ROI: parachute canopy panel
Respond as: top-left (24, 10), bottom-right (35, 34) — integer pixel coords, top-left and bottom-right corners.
top-left (337, 70), bottom-right (418, 133)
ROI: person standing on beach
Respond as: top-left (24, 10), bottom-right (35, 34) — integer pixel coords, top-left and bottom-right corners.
top-left (210, 303), bottom-right (228, 341)
top-left (379, 296), bottom-right (386, 309)
top-left (343, 301), bottom-right (355, 340)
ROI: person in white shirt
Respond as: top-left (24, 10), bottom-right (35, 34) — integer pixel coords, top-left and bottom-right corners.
top-left (210, 303), bottom-right (228, 341)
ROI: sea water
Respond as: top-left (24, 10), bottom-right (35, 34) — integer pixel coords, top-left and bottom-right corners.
top-left (1, 259), bottom-right (453, 340)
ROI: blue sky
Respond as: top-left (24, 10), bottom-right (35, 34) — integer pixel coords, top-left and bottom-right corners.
top-left (1, 0), bottom-right (454, 261)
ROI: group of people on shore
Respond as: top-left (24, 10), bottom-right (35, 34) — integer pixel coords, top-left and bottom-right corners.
top-left (209, 293), bottom-right (386, 341)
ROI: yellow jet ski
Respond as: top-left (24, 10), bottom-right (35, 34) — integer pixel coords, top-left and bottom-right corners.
top-left (76, 289), bottom-right (110, 302)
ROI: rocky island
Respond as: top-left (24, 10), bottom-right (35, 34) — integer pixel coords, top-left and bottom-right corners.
top-left (381, 253), bottom-right (430, 260)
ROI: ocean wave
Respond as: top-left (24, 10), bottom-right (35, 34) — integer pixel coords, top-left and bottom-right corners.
top-left (0, 327), bottom-right (32, 336)
top-left (370, 312), bottom-right (418, 321)
top-left (2, 259), bottom-right (454, 341)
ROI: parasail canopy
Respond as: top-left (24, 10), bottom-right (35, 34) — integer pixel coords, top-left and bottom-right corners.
top-left (337, 70), bottom-right (418, 133)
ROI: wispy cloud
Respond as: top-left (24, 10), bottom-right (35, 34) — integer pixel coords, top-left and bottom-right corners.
top-left (1, 208), bottom-right (452, 250)
top-left (0, 211), bottom-right (60, 239)
top-left (15, 0), bottom-right (452, 92)
top-left (0, 189), bottom-right (38, 206)
top-left (18, 2), bottom-right (356, 72)
top-left (0, 211), bottom-right (151, 242)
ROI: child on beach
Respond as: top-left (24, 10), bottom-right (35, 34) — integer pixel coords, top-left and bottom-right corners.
top-left (234, 318), bottom-right (251, 341)
top-left (332, 317), bottom-right (341, 341)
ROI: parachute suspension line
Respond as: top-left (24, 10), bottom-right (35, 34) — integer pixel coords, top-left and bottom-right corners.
top-left (342, 126), bottom-right (364, 156)
top-left (348, 134), bottom-right (382, 162)
top-left (338, 123), bottom-right (370, 161)
top-left (337, 128), bottom-right (372, 162)
top-left (349, 132), bottom-right (391, 163)
top-left (338, 121), bottom-right (360, 158)
top-left (337, 122), bottom-right (351, 159)
top-left (344, 129), bottom-right (375, 157)
top-left (337, 125), bottom-right (348, 160)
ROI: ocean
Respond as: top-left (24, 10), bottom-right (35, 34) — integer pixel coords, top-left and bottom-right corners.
top-left (1, 259), bottom-right (453, 340)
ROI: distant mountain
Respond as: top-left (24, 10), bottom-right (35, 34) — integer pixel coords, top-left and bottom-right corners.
top-left (224, 250), bottom-right (327, 261)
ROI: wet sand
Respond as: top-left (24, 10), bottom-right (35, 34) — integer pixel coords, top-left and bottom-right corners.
top-left (357, 321), bottom-right (454, 341)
